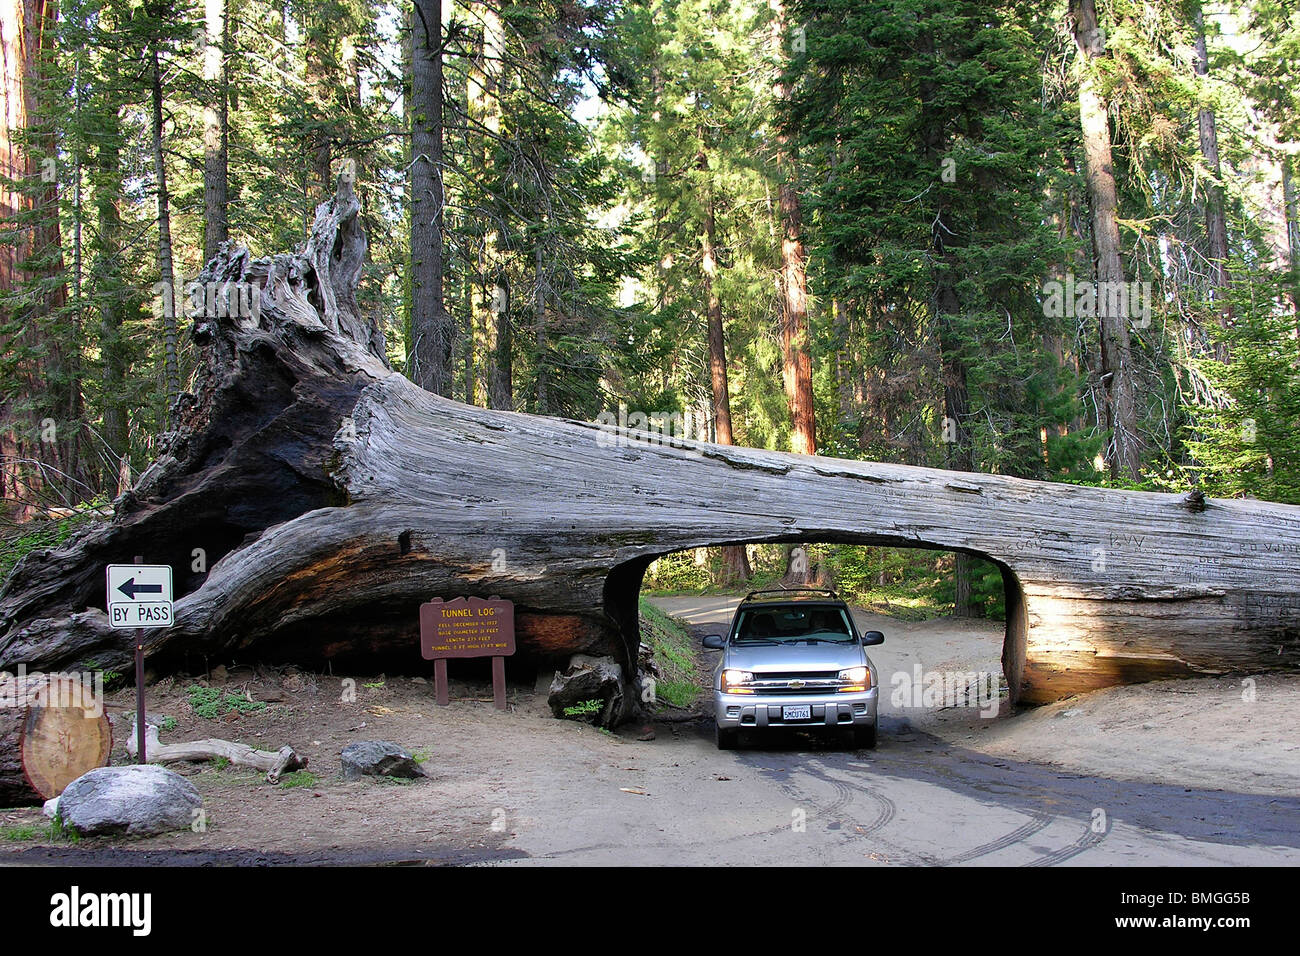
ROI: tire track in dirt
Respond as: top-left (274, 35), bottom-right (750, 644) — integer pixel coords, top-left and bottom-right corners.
top-left (1022, 825), bottom-right (1108, 866)
top-left (939, 813), bottom-right (1055, 865)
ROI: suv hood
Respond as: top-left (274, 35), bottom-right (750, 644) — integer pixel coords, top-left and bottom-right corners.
top-left (727, 641), bottom-right (865, 672)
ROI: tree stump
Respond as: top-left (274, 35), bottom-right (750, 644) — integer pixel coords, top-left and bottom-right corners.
top-left (0, 673), bottom-right (113, 806)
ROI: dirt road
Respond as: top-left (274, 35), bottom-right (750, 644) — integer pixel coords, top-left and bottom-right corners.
top-left (2, 597), bottom-right (1296, 866)
top-left (521, 595), bottom-right (1298, 867)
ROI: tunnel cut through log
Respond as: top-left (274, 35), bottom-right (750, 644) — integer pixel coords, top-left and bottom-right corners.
top-left (603, 542), bottom-right (1028, 704)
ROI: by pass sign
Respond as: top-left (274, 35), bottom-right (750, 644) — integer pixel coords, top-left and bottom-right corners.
top-left (106, 564), bottom-right (173, 628)
top-left (419, 596), bottom-right (515, 659)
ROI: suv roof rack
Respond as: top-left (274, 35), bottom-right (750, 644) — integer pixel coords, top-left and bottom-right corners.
top-left (741, 586), bottom-right (840, 602)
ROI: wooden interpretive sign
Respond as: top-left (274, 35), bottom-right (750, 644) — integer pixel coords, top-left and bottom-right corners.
top-left (419, 597), bottom-right (515, 709)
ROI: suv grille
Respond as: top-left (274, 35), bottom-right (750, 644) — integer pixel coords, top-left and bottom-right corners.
top-left (749, 671), bottom-right (840, 695)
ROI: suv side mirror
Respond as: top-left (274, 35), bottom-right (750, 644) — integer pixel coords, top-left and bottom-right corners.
top-left (702, 634), bottom-right (726, 650)
top-left (862, 630), bottom-right (885, 646)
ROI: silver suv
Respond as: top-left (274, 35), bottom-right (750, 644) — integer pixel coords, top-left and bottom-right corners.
top-left (702, 588), bottom-right (883, 750)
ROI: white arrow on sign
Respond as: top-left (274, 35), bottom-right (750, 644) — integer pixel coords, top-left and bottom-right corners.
top-left (106, 564), bottom-right (174, 629)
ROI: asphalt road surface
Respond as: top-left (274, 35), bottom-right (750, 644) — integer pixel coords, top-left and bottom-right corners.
top-left (489, 596), bottom-right (1300, 866)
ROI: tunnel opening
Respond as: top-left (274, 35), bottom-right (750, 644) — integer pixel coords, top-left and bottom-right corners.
top-left (604, 535), bottom-right (1029, 736)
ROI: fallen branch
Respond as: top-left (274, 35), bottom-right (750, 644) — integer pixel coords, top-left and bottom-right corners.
top-left (126, 720), bottom-right (307, 783)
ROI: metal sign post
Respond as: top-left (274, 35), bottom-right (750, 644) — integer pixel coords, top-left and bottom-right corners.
top-left (134, 556), bottom-right (144, 764)
top-left (106, 560), bottom-right (174, 765)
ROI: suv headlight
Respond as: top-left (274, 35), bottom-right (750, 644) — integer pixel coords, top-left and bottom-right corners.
top-left (837, 666), bottom-right (870, 691)
top-left (721, 669), bottom-right (755, 693)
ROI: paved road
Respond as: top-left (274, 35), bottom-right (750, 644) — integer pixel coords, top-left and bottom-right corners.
top-left (490, 596), bottom-right (1300, 866)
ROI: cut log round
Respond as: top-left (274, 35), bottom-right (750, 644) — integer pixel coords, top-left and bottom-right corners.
top-left (0, 673), bottom-right (113, 805)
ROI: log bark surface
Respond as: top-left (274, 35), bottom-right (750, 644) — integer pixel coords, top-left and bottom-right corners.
top-left (0, 175), bottom-right (1297, 719)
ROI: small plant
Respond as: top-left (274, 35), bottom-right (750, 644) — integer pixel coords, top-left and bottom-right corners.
top-left (278, 770), bottom-right (318, 789)
top-left (1, 824), bottom-right (41, 841)
top-left (657, 680), bottom-right (699, 708)
top-left (45, 816), bottom-right (79, 843)
top-left (562, 698), bottom-right (602, 718)
top-left (186, 684), bottom-right (267, 719)
top-left (75, 659), bottom-right (122, 691)
top-left (211, 756), bottom-right (231, 771)
top-left (362, 681), bottom-right (385, 689)
top-left (411, 748), bottom-right (432, 764)
top-left (160, 715), bottom-right (178, 732)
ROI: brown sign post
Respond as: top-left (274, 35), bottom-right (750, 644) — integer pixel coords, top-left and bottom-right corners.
top-left (419, 596), bottom-right (515, 709)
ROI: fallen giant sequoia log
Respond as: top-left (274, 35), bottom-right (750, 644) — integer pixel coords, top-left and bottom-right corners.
top-left (1, 174), bottom-right (1298, 722)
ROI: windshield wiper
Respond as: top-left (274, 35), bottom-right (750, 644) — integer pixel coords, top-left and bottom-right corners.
top-left (735, 638), bottom-right (779, 645)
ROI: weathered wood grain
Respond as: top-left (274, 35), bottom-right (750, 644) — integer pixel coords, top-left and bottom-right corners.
top-left (0, 674), bottom-right (112, 805)
top-left (1, 174), bottom-right (1296, 720)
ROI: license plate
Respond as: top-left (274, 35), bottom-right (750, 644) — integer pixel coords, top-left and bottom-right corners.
top-left (782, 705), bottom-right (812, 721)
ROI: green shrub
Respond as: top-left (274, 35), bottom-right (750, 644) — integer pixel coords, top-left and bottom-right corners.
top-left (186, 684), bottom-right (268, 719)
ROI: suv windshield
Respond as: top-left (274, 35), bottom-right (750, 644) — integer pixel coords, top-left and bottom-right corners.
top-left (733, 605), bottom-right (858, 644)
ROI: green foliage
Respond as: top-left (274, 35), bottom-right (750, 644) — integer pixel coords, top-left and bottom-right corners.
top-left (278, 770), bottom-right (318, 789)
top-left (3, 0), bottom-right (1298, 548)
top-left (644, 544), bottom-right (1007, 621)
top-left (45, 815), bottom-right (80, 844)
top-left (0, 507), bottom-right (107, 583)
top-left (1, 817), bottom-right (81, 843)
top-left (1, 825), bottom-right (42, 841)
top-left (1184, 270), bottom-right (1300, 503)
top-left (790, 0), bottom-right (1086, 481)
top-left (561, 699), bottom-right (603, 718)
top-left (186, 684), bottom-right (267, 719)
top-left (637, 596), bottom-right (701, 707)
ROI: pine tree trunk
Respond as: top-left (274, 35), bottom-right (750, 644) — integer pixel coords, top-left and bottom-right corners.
top-left (1283, 156), bottom-right (1300, 325)
top-left (149, 45), bottom-right (180, 420)
top-left (1071, 0), bottom-right (1142, 481)
top-left (1192, 2), bottom-right (1231, 354)
top-left (0, 0), bottom-right (72, 518)
top-left (699, 141), bottom-right (749, 585)
top-left (534, 245), bottom-right (549, 414)
top-left (202, 0), bottom-right (229, 264)
top-left (95, 106), bottom-right (129, 495)
top-left (303, 10), bottom-right (333, 211)
top-left (470, 1), bottom-right (507, 409)
top-left (409, 0), bottom-right (453, 395)
top-left (769, 0), bottom-right (815, 457)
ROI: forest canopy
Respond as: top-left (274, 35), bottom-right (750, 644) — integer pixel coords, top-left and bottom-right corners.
top-left (2, 0), bottom-right (1298, 561)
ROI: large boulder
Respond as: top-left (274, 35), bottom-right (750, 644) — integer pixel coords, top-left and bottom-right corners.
top-left (340, 741), bottom-right (427, 781)
top-left (56, 765), bottom-right (202, 837)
